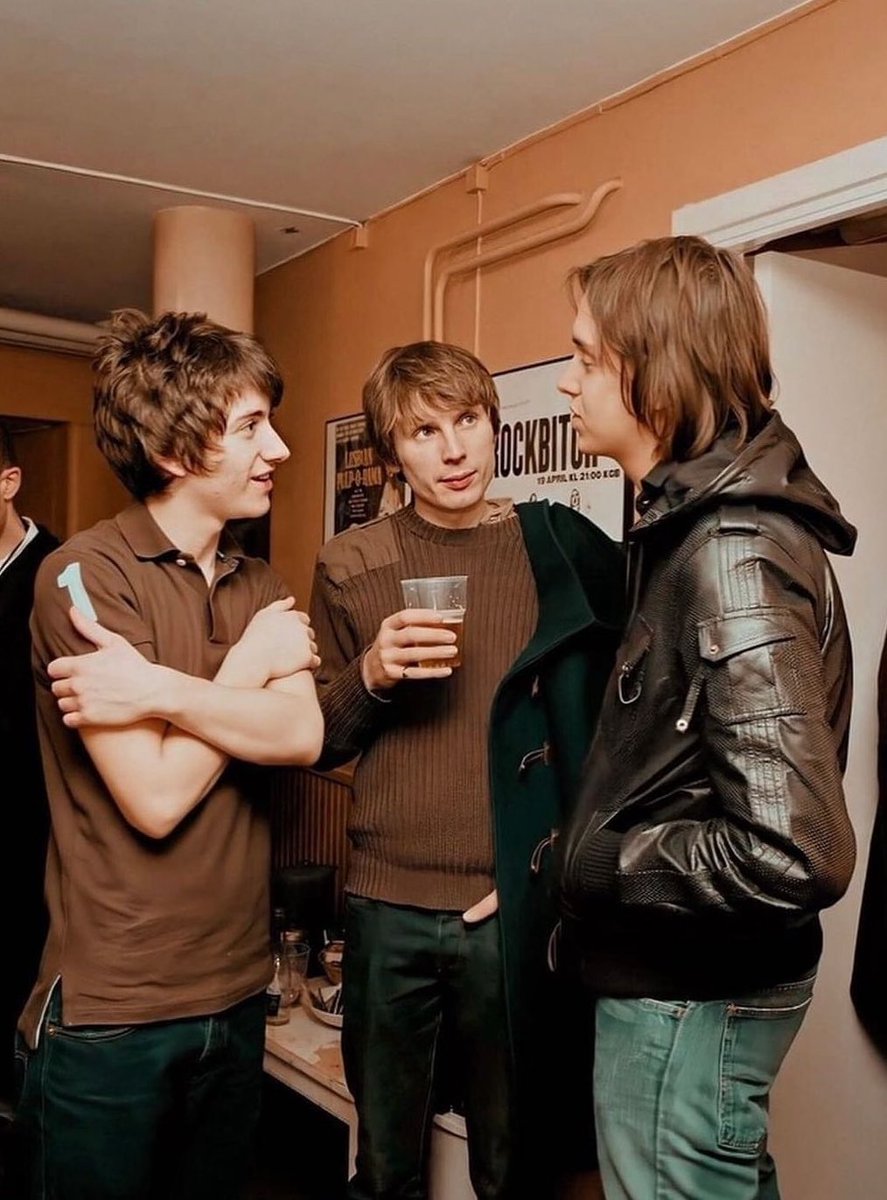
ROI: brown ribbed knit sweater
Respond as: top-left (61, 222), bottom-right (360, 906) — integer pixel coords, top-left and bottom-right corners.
top-left (310, 504), bottom-right (538, 911)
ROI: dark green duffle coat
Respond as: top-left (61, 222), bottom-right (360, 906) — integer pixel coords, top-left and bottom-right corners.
top-left (491, 501), bottom-right (623, 1180)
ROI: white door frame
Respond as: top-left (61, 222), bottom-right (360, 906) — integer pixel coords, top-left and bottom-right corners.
top-left (672, 135), bottom-right (887, 250)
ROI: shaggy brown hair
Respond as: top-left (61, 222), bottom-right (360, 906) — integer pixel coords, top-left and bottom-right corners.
top-left (93, 309), bottom-right (284, 499)
top-left (363, 341), bottom-right (501, 467)
top-left (569, 235), bottom-right (773, 462)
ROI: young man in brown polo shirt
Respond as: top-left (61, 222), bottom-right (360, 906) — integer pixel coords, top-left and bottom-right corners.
top-left (310, 342), bottom-right (624, 1198)
top-left (13, 310), bottom-right (323, 1200)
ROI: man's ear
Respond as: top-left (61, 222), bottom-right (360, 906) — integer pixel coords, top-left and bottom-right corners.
top-left (386, 463), bottom-right (406, 485)
top-left (152, 455), bottom-right (188, 480)
top-left (0, 466), bottom-right (22, 501)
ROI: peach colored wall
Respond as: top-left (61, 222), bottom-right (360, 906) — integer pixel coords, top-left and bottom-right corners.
top-left (0, 343), bottom-right (93, 424)
top-left (66, 422), bottom-right (130, 534)
top-left (257, 0), bottom-right (887, 603)
top-left (0, 343), bottom-right (127, 536)
top-left (15, 424), bottom-right (69, 535)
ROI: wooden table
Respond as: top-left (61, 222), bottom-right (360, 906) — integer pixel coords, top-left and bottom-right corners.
top-left (264, 996), bottom-right (475, 1198)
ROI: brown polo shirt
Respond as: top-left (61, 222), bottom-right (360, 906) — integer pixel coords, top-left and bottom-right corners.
top-left (20, 503), bottom-right (288, 1046)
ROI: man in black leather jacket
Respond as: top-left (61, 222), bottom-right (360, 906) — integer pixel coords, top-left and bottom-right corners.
top-left (556, 235), bottom-right (856, 1200)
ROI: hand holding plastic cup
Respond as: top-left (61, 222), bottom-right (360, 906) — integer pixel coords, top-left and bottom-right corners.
top-left (400, 575), bottom-right (467, 668)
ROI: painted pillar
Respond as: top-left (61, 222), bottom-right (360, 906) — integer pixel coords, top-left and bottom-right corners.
top-left (153, 206), bottom-right (255, 332)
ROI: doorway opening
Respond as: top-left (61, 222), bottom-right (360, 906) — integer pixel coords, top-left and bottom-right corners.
top-left (0, 416), bottom-right (67, 539)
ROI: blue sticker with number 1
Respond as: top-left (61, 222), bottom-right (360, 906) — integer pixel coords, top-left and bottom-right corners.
top-left (57, 561), bottom-right (98, 621)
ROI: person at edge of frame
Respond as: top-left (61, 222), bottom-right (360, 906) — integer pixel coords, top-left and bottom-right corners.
top-left (11, 310), bottom-right (323, 1200)
top-left (555, 235), bottom-right (856, 1200)
top-left (309, 340), bottom-right (626, 1199)
top-left (0, 421), bottom-right (59, 1115)
top-left (851, 628), bottom-right (887, 1058)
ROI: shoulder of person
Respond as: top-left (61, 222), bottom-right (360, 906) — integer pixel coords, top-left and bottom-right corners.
top-left (30, 524), bottom-right (60, 554)
top-left (31, 521), bottom-right (154, 668)
top-left (33, 520), bottom-right (126, 598)
top-left (679, 504), bottom-right (823, 611)
top-left (315, 513), bottom-right (400, 587)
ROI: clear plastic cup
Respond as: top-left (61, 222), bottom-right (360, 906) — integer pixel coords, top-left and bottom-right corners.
top-left (400, 575), bottom-right (467, 667)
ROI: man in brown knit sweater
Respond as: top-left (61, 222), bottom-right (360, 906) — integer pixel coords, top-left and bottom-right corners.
top-left (311, 342), bottom-right (624, 1199)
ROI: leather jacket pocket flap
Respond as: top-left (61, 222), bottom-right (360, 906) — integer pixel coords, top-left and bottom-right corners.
top-left (698, 611), bottom-right (794, 664)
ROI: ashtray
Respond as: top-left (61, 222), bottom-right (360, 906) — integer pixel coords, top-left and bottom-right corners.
top-left (303, 980), bottom-right (343, 1028)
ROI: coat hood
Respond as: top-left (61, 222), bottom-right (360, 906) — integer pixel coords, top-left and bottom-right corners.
top-left (632, 410), bottom-right (856, 556)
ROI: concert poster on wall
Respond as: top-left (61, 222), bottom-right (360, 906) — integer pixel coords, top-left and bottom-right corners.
top-left (323, 413), bottom-right (408, 541)
top-left (491, 357), bottom-right (633, 541)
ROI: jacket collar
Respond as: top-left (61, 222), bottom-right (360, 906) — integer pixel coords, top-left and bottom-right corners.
top-left (509, 500), bottom-right (619, 676)
top-left (631, 411), bottom-right (856, 556)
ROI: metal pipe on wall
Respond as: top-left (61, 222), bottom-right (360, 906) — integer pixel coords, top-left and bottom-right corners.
top-left (429, 179), bottom-right (622, 342)
top-left (422, 192), bottom-right (585, 339)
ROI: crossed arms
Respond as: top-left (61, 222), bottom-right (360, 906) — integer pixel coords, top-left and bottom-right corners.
top-left (47, 599), bottom-right (323, 839)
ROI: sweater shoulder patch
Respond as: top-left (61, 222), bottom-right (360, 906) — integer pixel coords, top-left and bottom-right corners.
top-left (317, 517), bottom-right (400, 586)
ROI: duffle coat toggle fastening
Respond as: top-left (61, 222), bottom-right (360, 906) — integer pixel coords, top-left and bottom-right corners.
top-left (518, 740), bottom-right (551, 778)
top-left (530, 829), bottom-right (559, 875)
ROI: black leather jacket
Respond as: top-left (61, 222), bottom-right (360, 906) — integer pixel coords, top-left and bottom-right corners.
top-left (559, 412), bottom-right (857, 998)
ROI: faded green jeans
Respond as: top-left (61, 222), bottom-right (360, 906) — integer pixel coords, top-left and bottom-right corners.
top-left (592, 975), bottom-right (816, 1200)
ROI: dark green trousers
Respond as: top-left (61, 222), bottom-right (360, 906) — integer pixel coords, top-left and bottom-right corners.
top-left (12, 984), bottom-right (265, 1200)
top-left (342, 896), bottom-right (515, 1200)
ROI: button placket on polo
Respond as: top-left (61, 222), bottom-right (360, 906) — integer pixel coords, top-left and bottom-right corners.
top-left (206, 557), bottom-right (241, 644)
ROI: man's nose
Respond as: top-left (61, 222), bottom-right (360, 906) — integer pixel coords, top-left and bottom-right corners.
top-left (264, 426), bottom-right (291, 464)
top-left (440, 429), bottom-right (466, 460)
top-left (557, 359), bottom-right (579, 396)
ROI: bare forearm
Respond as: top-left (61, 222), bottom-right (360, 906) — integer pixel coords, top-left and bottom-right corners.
top-left (119, 633), bottom-right (319, 763)
top-left (87, 676), bottom-right (322, 840)
top-left (158, 669), bottom-right (323, 765)
top-left (82, 720), bottom-right (226, 839)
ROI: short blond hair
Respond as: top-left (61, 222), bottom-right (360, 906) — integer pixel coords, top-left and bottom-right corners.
top-left (570, 236), bottom-right (773, 462)
top-left (363, 341), bottom-right (500, 467)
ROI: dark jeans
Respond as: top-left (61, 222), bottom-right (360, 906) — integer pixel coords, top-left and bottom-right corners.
top-left (12, 984), bottom-right (266, 1200)
top-left (342, 896), bottom-right (515, 1200)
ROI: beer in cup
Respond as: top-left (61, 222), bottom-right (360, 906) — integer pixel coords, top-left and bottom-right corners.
top-left (400, 575), bottom-right (467, 668)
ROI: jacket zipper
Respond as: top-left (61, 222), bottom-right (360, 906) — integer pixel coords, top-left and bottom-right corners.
top-left (675, 664), bottom-right (706, 733)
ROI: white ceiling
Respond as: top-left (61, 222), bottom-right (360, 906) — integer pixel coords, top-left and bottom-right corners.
top-left (1, 0), bottom-right (808, 324)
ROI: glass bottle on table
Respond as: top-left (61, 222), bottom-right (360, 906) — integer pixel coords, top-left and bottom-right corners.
top-left (266, 949), bottom-right (289, 1025)
top-left (271, 906), bottom-right (287, 953)
top-left (266, 906), bottom-right (290, 1025)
